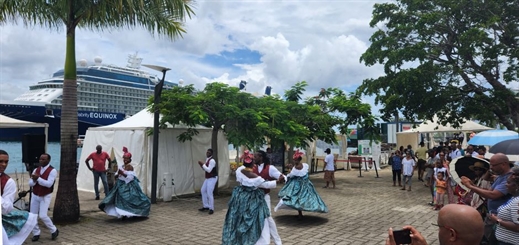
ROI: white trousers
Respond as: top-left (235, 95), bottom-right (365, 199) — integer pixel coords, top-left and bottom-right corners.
top-left (201, 176), bottom-right (217, 210)
top-left (30, 193), bottom-right (57, 236)
top-left (264, 194), bottom-right (282, 245)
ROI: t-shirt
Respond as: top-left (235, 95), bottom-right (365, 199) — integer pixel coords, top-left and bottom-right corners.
top-left (415, 146), bottom-right (427, 160)
top-left (436, 180), bottom-right (447, 194)
top-left (87, 152), bottom-right (110, 172)
top-left (488, 172), bottom-right (513, 213)
top-left (324, 154), bottom-right (335, 171)
top-left (495, 196), bottom-right (519, 245)
top-left (391, 156), bottom-right (402, 171)
top-left (402, 158), bottom-right (415, 176)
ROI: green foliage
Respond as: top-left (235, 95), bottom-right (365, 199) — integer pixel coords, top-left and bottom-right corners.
top-left (359, 0), bottom-right (519, 130)
top-left (155, 81), bottom-right (380, 149)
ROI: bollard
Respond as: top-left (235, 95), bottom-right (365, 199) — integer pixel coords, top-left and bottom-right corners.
top-left (373, 159), bottom-right (380, 178)
top-left (358, 159), bottom-right (363, 177)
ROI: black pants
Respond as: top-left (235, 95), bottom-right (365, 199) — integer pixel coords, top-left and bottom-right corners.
top-left (392, 170), bottom-right (402, 182)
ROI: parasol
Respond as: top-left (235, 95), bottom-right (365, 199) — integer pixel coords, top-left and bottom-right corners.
top-left (449, 156), bottom-right (490, 191)
top-left (468, 129), bottom-right (519, 146)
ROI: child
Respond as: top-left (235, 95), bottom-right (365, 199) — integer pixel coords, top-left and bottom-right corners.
top-left (434, 172), bottom-right (447, 210)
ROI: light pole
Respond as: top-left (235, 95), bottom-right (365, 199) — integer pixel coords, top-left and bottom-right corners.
top-left (143, 64), bottom-right (171, 204)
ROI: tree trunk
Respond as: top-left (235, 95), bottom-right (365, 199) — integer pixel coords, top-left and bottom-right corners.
top-left (53, 26), bottom-right (80, 223)
top-left (211, 128), bottom-right (219, 195)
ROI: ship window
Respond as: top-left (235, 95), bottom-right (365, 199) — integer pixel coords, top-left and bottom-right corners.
top-left (44, 94), bottom-right (48, 96)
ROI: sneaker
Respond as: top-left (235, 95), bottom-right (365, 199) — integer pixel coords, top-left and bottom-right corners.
top-left (31, 235), bottom-right (40, 242)
top-left (51, 229), bottom-right (59, 240)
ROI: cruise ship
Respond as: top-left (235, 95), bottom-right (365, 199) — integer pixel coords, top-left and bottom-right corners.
top-left (0, 53), bottom-right (177, 141)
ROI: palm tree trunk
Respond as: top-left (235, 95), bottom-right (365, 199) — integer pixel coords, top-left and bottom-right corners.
top-left (53, 26), bottom-right (80, 223)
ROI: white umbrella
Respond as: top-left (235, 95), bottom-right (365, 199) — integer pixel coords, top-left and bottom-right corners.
top-left (468, 129), bottom-right (519, 146)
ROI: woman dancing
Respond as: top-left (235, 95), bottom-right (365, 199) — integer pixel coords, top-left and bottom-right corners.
top-left (275, 150), bottom-right (328, 219)
top-left (99, 147), bottom-right (151, 219)
top-left (222, 152), bottom-right (281, 245)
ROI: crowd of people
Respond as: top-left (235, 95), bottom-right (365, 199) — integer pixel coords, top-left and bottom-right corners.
top-left (387, 140), bottom-right (519, 245)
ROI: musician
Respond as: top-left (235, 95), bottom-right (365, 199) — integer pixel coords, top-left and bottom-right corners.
top-left (29, 153), bottom-right (59, 241)
top-left (197, 149), bottom-right (218, 215)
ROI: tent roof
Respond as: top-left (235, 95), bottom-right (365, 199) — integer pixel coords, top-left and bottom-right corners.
top-left (398, 116), bottom-right (492, 134)
top-left (0, 114), bottom-right (48, 128)
top-left (91, 108), bottom-right (209, 131)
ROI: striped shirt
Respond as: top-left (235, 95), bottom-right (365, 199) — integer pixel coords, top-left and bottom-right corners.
top-left (495, 196), bottom-right (519, 245)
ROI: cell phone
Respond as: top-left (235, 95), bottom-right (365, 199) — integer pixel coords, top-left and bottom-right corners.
top-left (393, 229), bottom-right (411, 244)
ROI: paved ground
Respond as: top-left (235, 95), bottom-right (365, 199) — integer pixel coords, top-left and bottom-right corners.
top-left (21, 167), bottom-right (441, 245)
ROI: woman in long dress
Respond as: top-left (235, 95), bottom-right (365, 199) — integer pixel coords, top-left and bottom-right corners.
top-left (275, 150), bottom-right (328, 219)
top-left (99, 147), bottom-right (151, 219)
top-left (222, 152), bottom-right (280, 245)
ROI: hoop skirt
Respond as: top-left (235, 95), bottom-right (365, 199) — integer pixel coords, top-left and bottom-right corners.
top-left (2, 210), bottom-right (37, 245)
top-left (222, 166), bottom-right (277, 245)
top-left (99, 173), bottom-right (151, 218)
top-left (275, 163), bottom-right (328, 213)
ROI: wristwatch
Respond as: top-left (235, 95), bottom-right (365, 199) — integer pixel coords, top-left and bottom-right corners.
top-left (497, 219), bottom-right (502, 226)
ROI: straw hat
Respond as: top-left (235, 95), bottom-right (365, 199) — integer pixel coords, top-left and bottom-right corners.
top-left (469, 161), bottom-right (488, 171)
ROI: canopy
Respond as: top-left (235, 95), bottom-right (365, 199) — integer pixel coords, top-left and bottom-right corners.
top-left (396, 116), bottom-right (492, 150)
top-left (398, 116), bottom-right (492, 133)
top-left (0, 114), bottom-right (49, 150)
top-left (78, 109), bottom-right (230, 199)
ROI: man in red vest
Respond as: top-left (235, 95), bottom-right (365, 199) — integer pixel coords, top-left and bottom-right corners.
top-left (29, 153), bottom-right (59, 242)
top-left (253, 150), bottom-right (285, 245)
top-left (197, 148), bottom-right (218, 215)
top-left (1, 149), bottom-right (38, 244)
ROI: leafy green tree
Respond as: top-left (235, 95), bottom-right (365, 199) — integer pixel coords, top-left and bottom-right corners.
top-left (1, 0), bottom-right (194, 222)
top-left (359, 0), bottom-right (519, 129)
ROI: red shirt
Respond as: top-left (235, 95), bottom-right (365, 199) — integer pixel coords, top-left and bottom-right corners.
top-left (87, 152), bottom-right (110, 172)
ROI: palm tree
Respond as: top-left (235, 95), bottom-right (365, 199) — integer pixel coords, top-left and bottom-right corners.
top-left (1, 0), bottom-right (194, 222)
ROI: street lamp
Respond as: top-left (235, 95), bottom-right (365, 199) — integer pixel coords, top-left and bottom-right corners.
top-left (143, 64), bottom-right (171, 204)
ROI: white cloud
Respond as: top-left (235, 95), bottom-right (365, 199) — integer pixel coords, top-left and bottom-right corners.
top-left (0, 0), bottom-right (388, 106)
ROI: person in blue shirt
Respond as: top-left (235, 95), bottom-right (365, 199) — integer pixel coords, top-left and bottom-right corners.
top-left (391, 150), bottom-right (403, 187)
top-left (461, 153), bottom-right (513, 245)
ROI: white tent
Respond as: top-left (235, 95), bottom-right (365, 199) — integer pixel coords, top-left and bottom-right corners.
top-left (0, 114), bottom-right (49, 150)
top-left (77, 109), bottom-right (230, 199)
top-left (396, 116), bottom-right (492, 150)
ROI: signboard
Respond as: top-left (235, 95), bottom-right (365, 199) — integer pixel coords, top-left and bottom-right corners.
top-left (358, 140), bottom-right (382, 170)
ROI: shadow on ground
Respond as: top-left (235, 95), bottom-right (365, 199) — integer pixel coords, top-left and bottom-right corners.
top-left (275, 214), bottom-right (328, 226)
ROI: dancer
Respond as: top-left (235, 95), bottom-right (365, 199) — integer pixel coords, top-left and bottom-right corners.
top-left (29, 153), bottom-right (59, 241)
top-left (253, 150), bottom-right (285, 245)
top-left (99, 147), bottom-right (151, 219)
top-left (275, 150), bottom-right (328, 219)
top-left (222, 152), bottom-right (279, 245)
top-left (1, 149), bottom-right (37, 245)
top-left (197, 148), bottom-right (218, 215)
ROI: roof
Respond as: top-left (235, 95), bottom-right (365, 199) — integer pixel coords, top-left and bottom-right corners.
top-left (0, 114), bottom-right (48, 128)
top-left (91, 108), bottom-right (209, 131)
top-left (398, 116), bottom-right (492, 133)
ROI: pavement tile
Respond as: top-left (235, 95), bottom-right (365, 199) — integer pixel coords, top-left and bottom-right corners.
top-left (20, 168), bottom-right (443, 244)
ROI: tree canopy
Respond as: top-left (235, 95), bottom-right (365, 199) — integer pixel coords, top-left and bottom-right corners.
top-left (359, 0), bottom-right (519, 130)
top-left (155, 81), bottom-right (379, 154)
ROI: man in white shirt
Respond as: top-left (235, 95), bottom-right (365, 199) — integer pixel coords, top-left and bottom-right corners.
top-left (253, 150), bottom-right (285, 245)
top-left (449, 140), bottom-right (462, 160)
top-left (29, 153), bottom-right (59, 241)
top-left (465, 145), bottom-right (479, 157)
top-left (323, 148), bottom-right (336, 189)
top-left (197, 149), bottom-right (218, 215)
top-left (1, 149), bottom-right (37, 244)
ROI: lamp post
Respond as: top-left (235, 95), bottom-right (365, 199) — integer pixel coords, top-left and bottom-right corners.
top-left (143, 64), bottom-right (171, 204)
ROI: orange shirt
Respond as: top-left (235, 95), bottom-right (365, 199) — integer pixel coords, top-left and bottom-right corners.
top-left (436, 180), bottom-right (447, 194)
